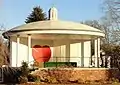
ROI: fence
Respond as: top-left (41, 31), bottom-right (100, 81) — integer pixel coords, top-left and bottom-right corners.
top-left (30, 55), bottom-right (113, 68)
top-left (32, 56), bottom-right (103, 68)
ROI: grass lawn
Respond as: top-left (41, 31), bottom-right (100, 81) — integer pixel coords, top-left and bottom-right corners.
top-left (20, 82), bottom-right (120, 85)
top-left (20, 83), bottom-right (120, 85)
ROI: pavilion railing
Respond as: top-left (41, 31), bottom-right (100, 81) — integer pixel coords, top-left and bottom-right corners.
top-left (32, 56), bottom-right (103, 68)
top-left (30, 56), bottom-right (112, 68)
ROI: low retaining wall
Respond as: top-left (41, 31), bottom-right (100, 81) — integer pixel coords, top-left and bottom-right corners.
top-left (32, 68), bottom-right (120, 82)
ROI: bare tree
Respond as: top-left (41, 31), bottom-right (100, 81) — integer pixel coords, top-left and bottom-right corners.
top-left (0, 24), bottom-right (9, 66)
top-left (82, 20), bottom-right (113, 67)
top-left (102, 0), bottom-right (120, 44)
top-left (0, 38), bottom-right (9, 66)
top-left (81, 20), bottom-right (109, 44)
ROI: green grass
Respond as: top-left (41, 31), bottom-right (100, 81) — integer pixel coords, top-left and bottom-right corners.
top-left (44, 62), bottom-right (77, 67)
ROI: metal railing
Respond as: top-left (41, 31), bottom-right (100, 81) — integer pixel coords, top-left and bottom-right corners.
top-left (31, 56), bottom-right (103, 68)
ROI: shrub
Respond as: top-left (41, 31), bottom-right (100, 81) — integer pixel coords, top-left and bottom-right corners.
top-left (18, 76), bottom-right (28, 83)
top-left (46, 76), bottom-right (58, 84)
top-left (21, 61), bottom-right (30, 77)
top-left (19, 61), bottom-right (30, 83)
top-left (38, 68), bottom-right (73, 83)
top-left (27, 74), bottom-right (38, 82)
top-left (109, 78), bottom-right (119, 83)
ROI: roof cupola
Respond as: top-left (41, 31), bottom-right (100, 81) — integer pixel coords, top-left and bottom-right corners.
top-left (48, 6), bottom-right (58, 20)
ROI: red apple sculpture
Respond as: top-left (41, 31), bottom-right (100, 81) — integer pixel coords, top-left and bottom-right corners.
top-left (32, 45), bottom-right (51, 62)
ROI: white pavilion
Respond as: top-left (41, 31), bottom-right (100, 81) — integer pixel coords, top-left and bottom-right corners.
top-left (3, 7), bottom-right (105, 67)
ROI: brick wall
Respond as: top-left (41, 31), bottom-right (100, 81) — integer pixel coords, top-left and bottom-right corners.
top-left (70, 68), bottom-right (120, 81)
top-left (32, 68), bottom-right (120, 82)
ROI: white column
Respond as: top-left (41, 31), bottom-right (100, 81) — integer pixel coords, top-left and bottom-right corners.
top-left (94, 38), bottom-right (100, 67)
top-left (28, 34), bottom-right (31, 64)
top-left (66, 43), bottom-right (70, 62)
top-left (83, 41), bottom-right (91, 67)
top-left (90, 40), bottom-right (92, 66)
top-left (81, 41), bottom-right (84, 67)
top-left (16, 35), bottom-right (20, 67)
top-left (97, 38), bottom-right (100, 67)
top-left (94, 39), bottom-right (98, 67)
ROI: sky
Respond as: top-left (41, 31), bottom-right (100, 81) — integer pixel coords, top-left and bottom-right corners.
top-left (0, 0), bottom-right (104, 29)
